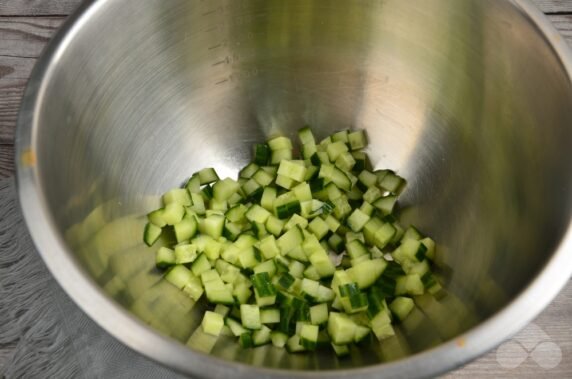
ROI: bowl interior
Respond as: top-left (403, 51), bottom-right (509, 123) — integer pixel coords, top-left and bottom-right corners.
top-left (23, 0), bottom-right (572, 373)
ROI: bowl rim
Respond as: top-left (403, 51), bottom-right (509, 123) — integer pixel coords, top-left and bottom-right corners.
top-left (15, 0), bottom-right (572, 377)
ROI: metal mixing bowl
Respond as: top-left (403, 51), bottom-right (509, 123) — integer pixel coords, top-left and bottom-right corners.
top-left (15, 0), bottom-right (572, 377)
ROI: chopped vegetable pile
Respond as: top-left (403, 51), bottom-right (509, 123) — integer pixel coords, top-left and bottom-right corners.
top-left (143, 127), bottom-right (442, 355)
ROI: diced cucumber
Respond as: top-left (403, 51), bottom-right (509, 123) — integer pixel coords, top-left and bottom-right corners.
top-left (310, 303), bottom-right (329, 325)
top-left (351, 151), bottom-right (368, 172)
top-left (331, 130), bottom-right (349, 143)
top-left (373, 195), bottom-right (397, 215)
top-left (246, 204), bottom-right (272, 224)
top-left (174, 216), bottom-right (198, 242)
top-left (185, 174), bottom-right (201, 193)
top-left (302, 265), bottom-right (320, 281)
top-left (407, 260), bottom-right (430, 277)
top-left (289, 260), bottom-right (306, 278)
top-left (393, 239), bottom-right (428, 263)
top-left (253, 144), bottom-right (271, 166)
top-left (214, 304), bottom-right (230, 317)
top-left (328, 312), bottom-right (357, 345)
top-left (189, 193), bottom-right (206, 215)
top-left (402, 225), bottom-right (423, 241)
top-left (359, 202), bottom-right (374, 217)
top-left (237, 246), bottom-right (261, 269)
top-left (191, 253), bottom-right (212, 276)
top-left (335, 152), bottom-right (356, 172)
top-left (354, 325), bottom-right (371, 343)
top-left (371, 310), bottom-right (395, 340)
top-left (266, 215), bottom-right (285, 237)
top-left (163, 188), bottom-right (192, 206)
top-left (198, 168), bottom-right (219, 185)
top-left (165, 264), bottom-right (195, 289)
top-left (174, 244), bottom-right (198, 264)
top-left (302, 144), bottom-right (318, 160)
top-left (308, 250), bottom-right (336, 278)
top-left (286, 335), bottom-right (306, 353)
top-left (346, 240), bottom-right (369, 259)
top-left (260, 308), bottom-right (280, 324)
top-left (278, 160), bottom-right (307, 182)
top-left (271, 331), bottom-right (289, 348)
top-left (420, 237), bottom-right (436, 260)
top-left (226, 318), bottom-right (248, 337)
top-left (142, 127), bottom-right (441, 355)
top-left (396, 274), bottom-right (424, 296)
top-left (239, 332), bottom-right (254, 348)
top-left (307, 217), bottom-right (329, 240)
top-left (373, 223), bottom-right (396, 249)
top-left (271, 149), bottom-right (293, 165)
top-left (253, 259), bottom-right (277, 277)
top-left (323, 214), bottom-right (340, 232)
top-left (202, 311), bottom-right (224, 336)
top-left (331, 196), bottom-right (352, 219)
top-left (156, 247), bottom-right (176, 269)
top-left (162, 203), bottom-right (185, 225)
top-left (268, 136), bottom-right (293, 151)
top-left (212, 180), bottom-right (238, 203)
top-left (362, 187), bottom-right (383, 204)
top-left (233, 282), bottom-right (253, 304)
top-left (241, 304), bottom-right (261, 330)
top-left (144, 223), bottom-right (162, 247)
top-left (348, 130), bottom-right (367, 150)
top-left (328, 233), bottom-right (344, 253)
top-left (326, 141), bottom-right (349, 162)
top-left (347, 258), bottom-right (387, 289)
top-left (277, 226), bottom-right (304, 255)
top-left (253, 325), bottom-right (272, 346)
top-left (389, 297), bottom-right (415, 321)
top-left (332, 343), bottom-right (350, 357)
top-left (260, 186), bottom-right (277, 211)
top-left (147, 208), bottom-right (167, 227)
top-left (315, 285), bottom-right (335, 303)
top-left (300, 324), bottom-right (319, 350)
top-left (298, 126), bottom-right (316, 145)
top-left (275, 199), bottom-right (300, 219)
top-left (379, 171), bottom-right (406, 194)
top-left (199, 214), bottom-right (225, 239)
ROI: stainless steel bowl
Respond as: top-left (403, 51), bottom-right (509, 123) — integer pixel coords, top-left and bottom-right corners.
top-left (16, 0), bottom-right (572, 377)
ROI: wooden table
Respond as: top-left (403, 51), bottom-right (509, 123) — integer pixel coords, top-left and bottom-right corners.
top-left (1, 1), bottom-right (571, 377)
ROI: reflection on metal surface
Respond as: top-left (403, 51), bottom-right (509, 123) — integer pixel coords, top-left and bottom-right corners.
top-left (16, 0), bottom-right (572, 378)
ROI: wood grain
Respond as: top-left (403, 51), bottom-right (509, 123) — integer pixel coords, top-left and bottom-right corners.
top-left (0, 0), bottom-right (570, 16)
top-left (0, 141), bottom-right (14, 179)
top-left (0, 2), bottom-right (571, 376)
top-left (0, 17), bottom-right (64, 149)
top-left (549, 14), bottom-right (572, 40)
top-left (532, 0), bottom-right (572, 14)
top-left (445, 282), bottom-right (572, 378)
top-left (0, 0), bottom-right (79, 16)
top-left (0, 16), bottom-right (62, 57)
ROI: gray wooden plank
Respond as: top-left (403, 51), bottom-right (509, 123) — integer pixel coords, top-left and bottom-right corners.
top-left (0, 56), bottom-right (36, 145)
top-left (0, 0), bottom-right (571, 17)
top-left (445, 281), bottom-right (572, 378)
top-left (0, 0), bottom-right (80, 16)
top-left (548, 14), bottom-right (572, 40)
top-left (0, 141), bottom-right (14, 179)
top-left (0, 17), bottom-right (65, 143)
top-left (0, 17), bottom-right (63, 58)
top-left (0, 342), bottom-right (16, 370)
top-left (531, 0), bottom-right (572, 14)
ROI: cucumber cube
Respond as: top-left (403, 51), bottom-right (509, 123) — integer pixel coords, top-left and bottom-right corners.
top-left (201, 311), bottom-right (224, 336)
